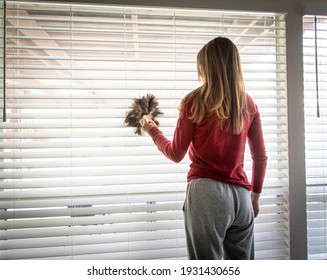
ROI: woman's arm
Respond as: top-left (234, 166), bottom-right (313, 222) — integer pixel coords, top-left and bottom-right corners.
top-left (247, 108), bottom-right (268, 194)
top-left (140, 114), bottom-right (193, 163)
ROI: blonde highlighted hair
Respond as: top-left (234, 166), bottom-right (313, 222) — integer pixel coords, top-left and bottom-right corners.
top-left (182, 37), bottom-right (247, 134)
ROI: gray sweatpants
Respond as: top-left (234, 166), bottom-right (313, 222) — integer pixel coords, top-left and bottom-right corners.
top-left (183, 178), bottom-right (254, 260)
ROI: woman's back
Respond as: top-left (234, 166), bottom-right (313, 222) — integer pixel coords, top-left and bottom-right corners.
top-left (182, 93), bottom-right (266, 192)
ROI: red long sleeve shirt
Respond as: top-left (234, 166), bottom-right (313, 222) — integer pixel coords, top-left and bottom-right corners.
top-left (148, 94), bottom-right (267, 193)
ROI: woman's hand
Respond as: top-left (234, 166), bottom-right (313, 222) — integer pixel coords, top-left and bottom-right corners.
top-left (140, 115), bottom-right (157, 134)
top-left (251, 192), bottom-right (260, 218)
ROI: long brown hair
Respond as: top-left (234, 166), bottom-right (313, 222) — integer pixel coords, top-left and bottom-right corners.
top-left (182, 37), bottom-right (246, 134)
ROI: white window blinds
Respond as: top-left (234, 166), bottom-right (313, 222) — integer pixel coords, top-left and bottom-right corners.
top-left (303, 15), bottom-right (327, 260)
top-left (0, 1), bottom-right (288, 260)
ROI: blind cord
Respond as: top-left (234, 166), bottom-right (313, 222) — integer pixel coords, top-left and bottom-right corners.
top-left (3, 1), bottom-right (6, 122)
top-left (314, 16), bottom-right (320, 118)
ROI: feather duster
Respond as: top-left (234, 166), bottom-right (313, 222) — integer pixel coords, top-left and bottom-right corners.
top-left (125, 94), bottom-right (163, 135)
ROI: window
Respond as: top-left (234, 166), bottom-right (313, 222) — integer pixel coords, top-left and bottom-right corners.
top-left (303, 15), bottom-right (327, 260)
top-left (0, 1), bottom-right (288, 259)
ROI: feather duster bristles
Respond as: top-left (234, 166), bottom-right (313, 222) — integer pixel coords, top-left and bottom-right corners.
top-left (125, 94), bottom-right (163, 135)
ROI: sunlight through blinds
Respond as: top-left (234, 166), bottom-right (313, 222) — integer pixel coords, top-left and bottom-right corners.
top-left (0, 1), bottom-right (288, 260)
top-left (303, 15), bottom-right (327, 260)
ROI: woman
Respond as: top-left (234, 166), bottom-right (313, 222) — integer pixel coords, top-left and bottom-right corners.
top-left (140, 37), bottom-right (267, 260)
